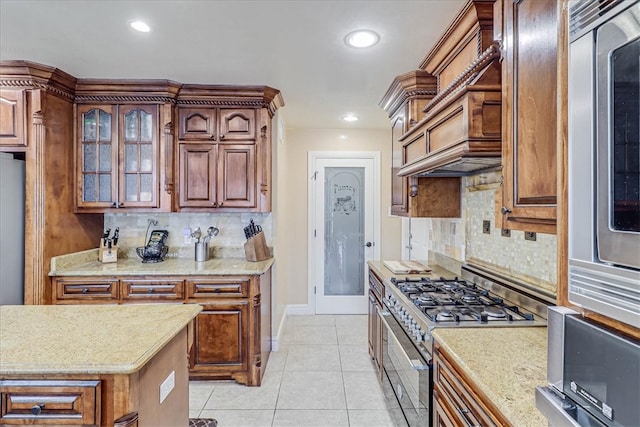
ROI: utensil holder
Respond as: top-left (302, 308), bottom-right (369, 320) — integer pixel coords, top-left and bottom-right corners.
top-left (98, 241), bottom-right (118, 264)
top-left (244, 231), bottom-right (270, 262)
top-left (195, 241), bottom-right (209, 262)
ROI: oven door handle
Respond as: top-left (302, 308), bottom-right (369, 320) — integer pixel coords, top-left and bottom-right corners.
top-left (379, 310), bottom-right (430, 370)
top-left (535, 386), bottom-right (582, 427)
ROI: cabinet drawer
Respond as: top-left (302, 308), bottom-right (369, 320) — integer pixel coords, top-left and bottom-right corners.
top-left (187, 279), bottom-right (249, 298)
top-left (0, 379), bottom-right (101, 425)
top-left (434, 346), bottom-right (503, 426)
top-left (122, 280), bottom-right (184, 301)
top-left (55, 279), bottom-right (119, 303)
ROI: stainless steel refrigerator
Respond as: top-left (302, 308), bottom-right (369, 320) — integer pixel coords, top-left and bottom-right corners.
top-left (0, 152), bottom-right (25, 305)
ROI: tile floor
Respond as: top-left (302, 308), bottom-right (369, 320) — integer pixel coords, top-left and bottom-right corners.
top-left (189, 314), bottom-right (397, 426)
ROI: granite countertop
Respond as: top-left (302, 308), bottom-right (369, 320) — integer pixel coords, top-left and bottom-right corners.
top-left (368, 260), bottom-right (459, 283)
top-left (0, 304), bottom-right (202, 375)
top-left (49, 249), bottom-right (274, 277)
top-left (432, 327), bottom-right (547, 427)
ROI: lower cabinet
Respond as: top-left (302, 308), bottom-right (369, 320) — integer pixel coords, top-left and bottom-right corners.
top-left (0, 379), bottom-right (101, 425)
top-left (433, 340), bottom-right (508, 426)
top-left (367, 269), bottom-right (384, 376)
top-left (51, 271), bottom-right (272, 386)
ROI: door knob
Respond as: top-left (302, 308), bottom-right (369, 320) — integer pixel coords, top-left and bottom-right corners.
top-left (364, 242), bottom-right (374, 247)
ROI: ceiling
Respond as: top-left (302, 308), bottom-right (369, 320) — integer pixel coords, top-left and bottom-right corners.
top-left (0, 0), bottom-right (464, 130)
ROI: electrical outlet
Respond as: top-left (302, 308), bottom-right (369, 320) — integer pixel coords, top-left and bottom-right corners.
top-left (482, 220), bottom-right (491, 234)
top-left (524, 231), bottom-right (537, 241)
top-left (501, 228), bottom-right (511, 237)
top-left (159, 370), bottom-right (175, 404)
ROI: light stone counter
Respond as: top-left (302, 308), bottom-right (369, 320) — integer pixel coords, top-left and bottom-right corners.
top-left (49, 248), bottom-right (274, 277)
top-left (432, 327), bottom-right (547, 427)
top-left (0, 304), bottom-right (202, 375)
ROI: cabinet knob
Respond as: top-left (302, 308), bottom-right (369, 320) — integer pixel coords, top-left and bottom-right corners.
top-left (118, 202), bottom-right (124, 208)
top-left (31, 404), bottom-right (45, 415)
top-left (148, 288), bottom-right (154, 293)
top-left (501, 207), bottom-right (512, 215)
top-left (218, 201), bottom-right (223, 207)
top-left (82, 288), bottom-right (89, 294)
top-left (220, 134), bottom-right (225, 139)
top-left (111, 202), bottom-right (117, 208)
top-left (212, 202), bottom-right (218, 207)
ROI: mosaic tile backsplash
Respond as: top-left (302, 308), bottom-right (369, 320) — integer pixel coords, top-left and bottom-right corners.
top-left (424, 171), bottom-right (557, 294)
top-left (104, 212), bottom-right (272, 258)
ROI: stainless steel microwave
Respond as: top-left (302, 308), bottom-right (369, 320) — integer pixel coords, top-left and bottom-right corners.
top-left (568, 0), bottom-right (640, 328)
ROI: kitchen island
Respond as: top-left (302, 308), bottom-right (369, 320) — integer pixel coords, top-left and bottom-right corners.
top-left (0, 304), bottom-right (201, 425)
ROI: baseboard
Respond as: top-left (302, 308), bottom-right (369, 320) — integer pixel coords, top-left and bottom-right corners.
top-left (271, 303), bottom-right (313, 351)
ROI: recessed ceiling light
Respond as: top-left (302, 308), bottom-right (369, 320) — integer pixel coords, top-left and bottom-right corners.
top-left (130, 20), bottom-right (151, 32)
top-left (345, 30), bottom-right (379, 48)
top-left (342, 114), bottom-right (359, 122)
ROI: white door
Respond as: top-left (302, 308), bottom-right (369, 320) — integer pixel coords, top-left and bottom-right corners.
top-left (309, 152), bottom-right (380, 314)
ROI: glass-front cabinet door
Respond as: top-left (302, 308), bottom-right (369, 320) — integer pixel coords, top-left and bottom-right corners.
top-left (119, 105), bottom-right (158, 208)
top-left (78, 105), bottom-right (117, 208)
top-left (77, 104), bottom-right (158, 210)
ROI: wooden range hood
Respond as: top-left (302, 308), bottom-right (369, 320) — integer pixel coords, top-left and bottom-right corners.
top-left (396, 0), bottom-right (502, 178)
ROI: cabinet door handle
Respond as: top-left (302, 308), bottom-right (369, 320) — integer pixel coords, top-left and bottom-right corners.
top-left (501, 206), bottom-right (512, 215)
top-left (111, 202), bottom-right (117, 208)
top-left (456, 407), bottom-right (477, 427)
top-left (212, 202), bottom-right (218, 207)
top-left (31, 404), bottom-right (45, 415)
top-left (220, 134), bottom-right (225, 139)
top-left (218, 201), bottom-right (223, 207)
top-left (82, 288), bottom-right (89, 294)
top-left (148, 288), bottom-right (155, 293)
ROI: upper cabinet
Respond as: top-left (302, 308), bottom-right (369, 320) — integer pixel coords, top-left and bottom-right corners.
top-left (73, 80), bottom-right (180, 213)
top-left (73, 81), bottom-right (283, 213)
top-left (175, 85), bottom-right (283, 212)
top-left (495, 0), bottom-right (559, 234)
top-left (0, 88), bottom-right (26, 148)
top-left (77, 104), bottom-right (160, 210)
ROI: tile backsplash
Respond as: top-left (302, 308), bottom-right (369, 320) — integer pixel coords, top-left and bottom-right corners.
top-left (414, 171), bottom-right (557, 294)
top-left (104, 212), bottom-right (272, 258)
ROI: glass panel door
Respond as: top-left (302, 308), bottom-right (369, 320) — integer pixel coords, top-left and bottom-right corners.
top-left (119, 105), bottom-right (157, 207)
top-left (324, 167), bottom-right (365, 296)
top-left (80, 106), bottom-right (115, 205)
top-left (313, 156), bottom-right (378, 315)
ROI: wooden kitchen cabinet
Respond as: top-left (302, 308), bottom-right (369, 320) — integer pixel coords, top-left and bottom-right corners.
top-left (368, 269), bottom-right (384, 376)
top-left (54, 277), bottom-right (119, 304)
top-left (76, 104), bottom-right (161, 211)
top-left (186, 275), bottom-right (269, 386)
top-left (496, 0), bottom-right (559, 234)
top-left (179, 143), bottom-right (256, 209)
top-left (51, 272), bottom-right (272, 386)
top-left (433, 340), bottom-right (509, 427)
top-left (178, 108), bottom-right (255, 142)
top-left (0, 88), bottom-right (26, 148)
top-left (0, 379), bottom-right (101, 425)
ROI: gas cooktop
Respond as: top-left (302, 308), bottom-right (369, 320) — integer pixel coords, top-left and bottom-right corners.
top-left (391, 276), bottom-right (535, 324)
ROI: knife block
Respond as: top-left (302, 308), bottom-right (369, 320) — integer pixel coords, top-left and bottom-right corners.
top-left (244, 231), bottom-right (269, 262)
top-left (98, 241), bottom-right (118, 264)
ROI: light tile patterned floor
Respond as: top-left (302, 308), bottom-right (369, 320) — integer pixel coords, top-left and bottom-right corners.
top-left (189, 314), bottom-right (397, 427)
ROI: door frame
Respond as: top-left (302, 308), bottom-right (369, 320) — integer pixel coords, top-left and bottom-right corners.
top-left (307, 151), bottom-right (381, 314)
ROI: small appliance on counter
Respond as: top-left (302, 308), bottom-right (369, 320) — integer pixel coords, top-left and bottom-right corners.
top-left (136, 230), bottom-right (169, 263)
top-left (99, 227), bottom-right (119, 263)
top-left (243, 218), bottom-right (269, 262)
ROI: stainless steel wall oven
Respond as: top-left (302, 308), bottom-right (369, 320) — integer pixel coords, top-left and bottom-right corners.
top-left (568, 0), bottom-right (640, 328)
